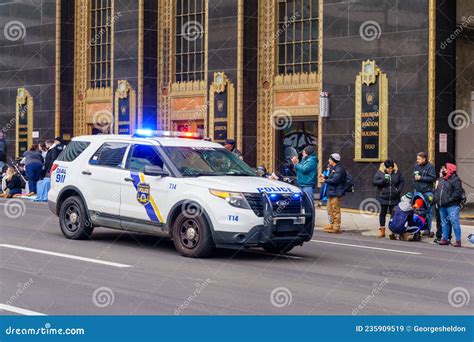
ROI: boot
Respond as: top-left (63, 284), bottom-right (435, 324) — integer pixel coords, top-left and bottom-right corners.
top-left (452, 240), bottom-right (462, 248)
top-left (439, 239), bottom-right (450, 246)
top-left (402, 233), bottom-right (410, 241)
top-left (389, 233), bottom-right (396, 240)
top-left (328, 227), bottom-right (341, 234)
top-left (377, 227), bottom-right (386, 238)
top-left (323, 224), bottom-right (333, 232)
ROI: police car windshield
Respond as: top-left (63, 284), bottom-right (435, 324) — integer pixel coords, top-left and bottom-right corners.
top-left (162, 147), bottom-right (256, 177)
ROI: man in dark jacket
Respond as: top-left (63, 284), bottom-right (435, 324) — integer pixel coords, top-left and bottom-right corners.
top-left (413, 152), bottom-right (436, 233)
top-left (319, 153), bottom-right (346, 234)
top-left (0, 132), bottom-right (7, 171)
top-left (43, 138), bottom-right (64, 178)
top-left (434, 163), bottom-right (463, 247)
top-left (372, 159), bottom-right (405, 238)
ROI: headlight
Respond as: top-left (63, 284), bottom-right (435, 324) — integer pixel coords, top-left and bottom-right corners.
top-left (209, 189), bottom-right (251, 209)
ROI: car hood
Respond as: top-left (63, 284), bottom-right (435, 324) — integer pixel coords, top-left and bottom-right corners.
top-left (184, 176), bottom-right (301, 194)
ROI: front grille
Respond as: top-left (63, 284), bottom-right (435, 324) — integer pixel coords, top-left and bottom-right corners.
top-left (244, 193), bottom-right (302, 217)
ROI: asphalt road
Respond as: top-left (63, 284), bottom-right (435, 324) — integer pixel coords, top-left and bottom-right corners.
top-left (0, 199), bottom-right (473, 316)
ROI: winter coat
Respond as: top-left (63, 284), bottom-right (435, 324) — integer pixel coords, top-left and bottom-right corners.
top-left (325, 164), bottom-right (347, 198)
top-left (0, 138), bottom-right (6, 163)
top-left (372, 163), bottom-right (405, 206)
top-left (434, 165), bottom-right (463, 208)
top-left (43, 144), bottom-right (64, 176)
top-left (413, 161), bottom-right (436, 194)
top-left (295, 155), bottom-right (318, 187)
top-left (22, 151), bottom-right (44, 166)
top-left (5, 174), bottom-right (22, 191)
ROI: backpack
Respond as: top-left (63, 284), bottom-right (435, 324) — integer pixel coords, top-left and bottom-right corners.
top-left (460, 186), bottom-right (467, 207)
top-left (344, 170), bottom-right (354, 193)
top-left (388, 207), bottom-right (412, 234)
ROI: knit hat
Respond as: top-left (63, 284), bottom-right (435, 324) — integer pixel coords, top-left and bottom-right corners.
top-left (330, 153), bottom-right (341, 163)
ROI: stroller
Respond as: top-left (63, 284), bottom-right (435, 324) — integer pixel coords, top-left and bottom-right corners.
top-left (388, 192), bottom-right (431, 241)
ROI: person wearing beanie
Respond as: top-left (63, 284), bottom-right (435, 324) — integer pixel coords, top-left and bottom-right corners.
top-left (319, 153), bottom-right (347, 233)
top-left (413, 152), bottom-right (436, 234)
top-left (434, 163), bottom-right (464, 247)
top-left (372, 159), bottom-right (405, 238)
top-left (291, 145), bottom-right (318, 204)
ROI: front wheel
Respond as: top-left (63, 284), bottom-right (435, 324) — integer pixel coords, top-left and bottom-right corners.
top-left (263, 244), bottom-right (296, 254)
top-left (59, 196), bottom-right (93, 240)
top-left (172, 212), bottom-right (215, 258)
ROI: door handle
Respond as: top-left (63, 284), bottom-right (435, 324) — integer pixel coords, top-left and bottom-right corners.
top-left (82, 171), bottom-right (92, 176)
top-left (124, 177), bottom-right (134, 183)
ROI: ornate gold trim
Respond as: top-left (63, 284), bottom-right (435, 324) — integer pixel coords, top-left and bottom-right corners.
top-left (114, 80), bottom-right (137, 134)
top-left (15, 88), bottom-right (33, 158)
top-left (55, 0), bottom-right (61, 137)
top-left (236, 0), bottom-right (244, 151)
top-left (318, 0), bottom-right (323, 182)
top-left (138, 0), bottom-right (144, 128)
top-left (158, 0), bottom-right (173, 130)
top-left (170, 81), bottom-right (207, 97)
top-left (209, 72), bottom-right (235, 142)
top-left (428, 0), bottom-right (436, 163)
top-left (354, 60), bottom-right (388, 162)
top-left (274, 72), bottom-right (319, 91)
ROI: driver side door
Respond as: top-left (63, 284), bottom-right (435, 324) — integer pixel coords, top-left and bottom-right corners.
top-left (120, 143), bottom-right (170, 228)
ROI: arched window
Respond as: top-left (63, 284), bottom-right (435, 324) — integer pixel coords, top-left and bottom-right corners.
top-left (89, 0), bottom-right (113, 88)
top-left (175, 0), bottom-right (206, 82)
top-left (277, 0), bottom-right (319, 75)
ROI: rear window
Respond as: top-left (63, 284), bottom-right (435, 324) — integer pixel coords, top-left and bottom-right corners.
top-left (56, 141), bottom-right (90, 162)
top-left (89, 142), bottom-right (129, 168)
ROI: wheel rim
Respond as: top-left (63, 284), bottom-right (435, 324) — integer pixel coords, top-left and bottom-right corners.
top-left (63, 203), bottom-right (81, 233)
top-left (179, 218), bottom-right (201, 249)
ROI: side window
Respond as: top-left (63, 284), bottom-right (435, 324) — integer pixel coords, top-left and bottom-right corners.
top-left (89, 142), bottom-right (129, 168)
top-left (56, 141), bottom-right (90, 162)
top-left (127, 144), bottom-right (164, 173)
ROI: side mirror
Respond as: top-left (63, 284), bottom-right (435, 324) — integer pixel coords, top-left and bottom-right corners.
top-left (143, 165), bottom-right (169, 177)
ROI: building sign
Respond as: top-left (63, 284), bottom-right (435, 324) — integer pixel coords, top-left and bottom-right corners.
top-left (439, 133), bottom-right (448, 153)
top-left (114, 80), bottom-right (136, 135)
top-left (210, 72), bottom-right (235, 143)
top-left (354, 60), bottom-right (388, 162)
top-left (15, 87), bottom-right (33, 158)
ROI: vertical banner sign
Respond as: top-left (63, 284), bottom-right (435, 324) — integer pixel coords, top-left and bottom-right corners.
top-left (210, 72), bottom-right (235, 144)
top-left (320, 92), bottom-right (329, 118)
top-left (114, 80), bottom-right (137, 135)
top-left (15, 88), bottom-right (33, 158)
top-left (354, 60), bottom-right (388, 162)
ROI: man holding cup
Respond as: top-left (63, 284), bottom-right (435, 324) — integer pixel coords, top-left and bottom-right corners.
top-left (413, 152), bottom-right (437, 234)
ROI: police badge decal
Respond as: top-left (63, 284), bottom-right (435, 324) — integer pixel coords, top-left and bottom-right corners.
top-left (137, 182), bottom-right (151, 205)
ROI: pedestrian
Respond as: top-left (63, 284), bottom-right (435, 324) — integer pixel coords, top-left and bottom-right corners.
top-left (291, 145), bottom-right (318, 203)
top-left (39, 142), bottom-right (48, 160)
top-left (1, 166), bottom-right (23, 198)
top-left (372, 159), bottom-right (405, 238)
top-left (43, 137), bottom-right (64, 177)
top-left (224, 139), bottom-right (243, 160)
top-left (413, 152), bottom-right (436, 234)
top-left (434, 165), bottom-right (452, 244)
top-left (22, 144), bottom-right (44, 196)
top-left (0, 132), bottom-right (7, 172)
top-left (434, 163), bottom-right (464, 247)
top-left (319, 153), bottom-right (346, 234)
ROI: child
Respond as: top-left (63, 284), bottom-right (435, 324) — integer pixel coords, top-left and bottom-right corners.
top-left (1, 167), bottom-right (23, 198)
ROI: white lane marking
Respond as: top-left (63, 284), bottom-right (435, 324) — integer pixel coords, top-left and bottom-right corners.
top-left (0, 244), bottom-right (132, 268)
top-left (311, 240), bottom-right (422, 255)
top-left (0, 304), bottom-right (46, 316)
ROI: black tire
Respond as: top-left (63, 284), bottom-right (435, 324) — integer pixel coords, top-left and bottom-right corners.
top-left (59, 196), bottom-right (93, 240)
top-left (263, 244), bottom-right (296, 254)
top-left (172, 211), bottom-right (215, 258)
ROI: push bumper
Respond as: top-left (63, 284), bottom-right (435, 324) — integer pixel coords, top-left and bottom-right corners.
top-left (213, 192), bottom-right (315, 248)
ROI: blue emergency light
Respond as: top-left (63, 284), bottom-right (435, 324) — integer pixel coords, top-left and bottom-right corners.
top-left (133, 130), bottom-right (202, 139)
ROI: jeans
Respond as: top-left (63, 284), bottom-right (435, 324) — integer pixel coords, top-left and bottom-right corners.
top-left (379, 204), bottom-right (396, 227)
top-left (26, 163), bottom-right (42, 194)
top-left (439, 205), bottom-right (461, 242)
top-left (436, 205), bottom-right (451, 240)
top-left (301, 186), bottom-right (314, 206)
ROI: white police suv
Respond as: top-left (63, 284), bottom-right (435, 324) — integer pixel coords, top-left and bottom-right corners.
top-left (48, 131), bottom-right (314, 257)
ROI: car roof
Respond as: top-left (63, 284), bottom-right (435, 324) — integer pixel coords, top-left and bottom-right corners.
top-left (72, 135), bottom-right (224, 148)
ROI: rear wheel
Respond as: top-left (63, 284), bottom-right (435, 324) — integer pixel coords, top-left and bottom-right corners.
top-left (263, 244), bottom-right (296, 254)
top-left (59, 196), bottom-right (93, 240)
top-left (172, 211), bottom-right (215, 258)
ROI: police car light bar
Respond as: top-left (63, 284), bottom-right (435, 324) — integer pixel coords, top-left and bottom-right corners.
top-left (133, 130), bottom-right (202, 139)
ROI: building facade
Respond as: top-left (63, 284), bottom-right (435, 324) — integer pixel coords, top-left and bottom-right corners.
top-left (0, 0), bottom-right (472, 208)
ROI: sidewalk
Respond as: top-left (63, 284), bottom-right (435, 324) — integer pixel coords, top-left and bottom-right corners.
top-left (314, 207), bottom-right (474, 248)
